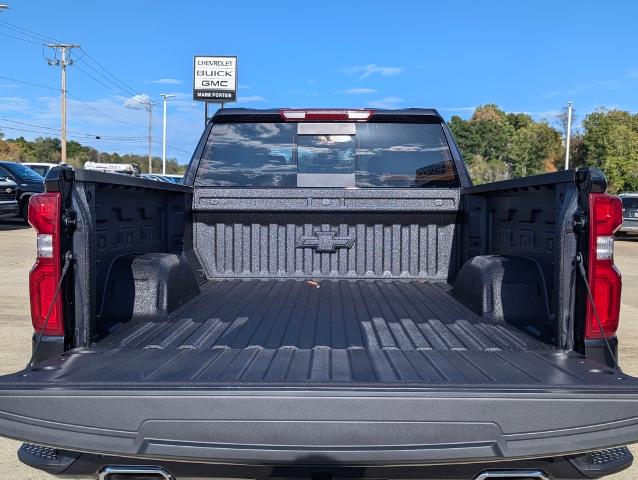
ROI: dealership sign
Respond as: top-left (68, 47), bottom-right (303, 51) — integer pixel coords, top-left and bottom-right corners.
top-left (193, 55), bottom-right (237, 102)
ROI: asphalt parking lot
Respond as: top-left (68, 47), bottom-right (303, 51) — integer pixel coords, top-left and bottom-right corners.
top-left (0, 220), bottom-right (638, 479)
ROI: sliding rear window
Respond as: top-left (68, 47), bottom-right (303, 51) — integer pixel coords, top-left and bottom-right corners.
top-left (196, 122), bottom-right (459, 188)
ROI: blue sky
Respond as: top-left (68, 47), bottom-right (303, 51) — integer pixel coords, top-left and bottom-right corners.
top-left (1, 0), bottom-right (638, 164)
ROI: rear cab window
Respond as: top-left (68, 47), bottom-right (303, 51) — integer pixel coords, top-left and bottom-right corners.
top-left (196, 116), bottom-right (459, 188)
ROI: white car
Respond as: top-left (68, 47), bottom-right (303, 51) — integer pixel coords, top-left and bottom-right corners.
top-left (23, 162), bottom-right (58, 178)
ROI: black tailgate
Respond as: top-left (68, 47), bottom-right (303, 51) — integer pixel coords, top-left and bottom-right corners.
top-left (0, 350), bottom-right (638, 465)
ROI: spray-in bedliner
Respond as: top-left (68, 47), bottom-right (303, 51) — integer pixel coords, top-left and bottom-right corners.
top-left (99, 278), bottom-right (551, 352)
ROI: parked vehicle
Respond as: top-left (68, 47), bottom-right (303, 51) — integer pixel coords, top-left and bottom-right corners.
top-left (22, 162), bottom-right (58, 178)
top-left (0, 175), bottom-right (18, 220)
top-left (83, 161), bottom-right (140, 175)
top-left (141, 173), bottom-right (184, 184)
top-left (0, 108), bottom-right (636, 480)
top-left (0, 160), bottom-right (44, 222)
top-left (619, 193), bottom-right (638, 236)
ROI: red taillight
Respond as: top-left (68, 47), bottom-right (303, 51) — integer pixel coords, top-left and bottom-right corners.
top-left (585, 193), bottom-right (623, 339)
top-left (280, 109), bottom-right (373, 121)
top-left (28, 192), bottom-right (64, 337)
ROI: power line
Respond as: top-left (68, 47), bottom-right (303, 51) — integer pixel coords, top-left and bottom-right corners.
top-left (0, 124), bottom-right (102, 140)
top-left (0, 118), bottom-right (147, 139)
top-left (0, 19), bottom-right (66, 44)
top-left (0, 30), bottom-right (44, 45)
top-left (75, 56), bottom-right (138, 97)
top-left (151, 140), bottom-right (192, 155)
top-left (66, 90), bottom-right (146, 129)
top-left (78, 47), bottom-right (140, 97)
top-left (0, 124), bottom-right (181, 147)
top-left (0, 74), bottom-right (58, 91)
top-left (0, 118), bottom-right (97, 137)
top-left (0, 74), bottom-right (146, 130)
top-left (0, 122), bottom-right (191, 154)
top-left (74, 62), bottom-right (131, 98)
top-left (0, 18), bottom-right (145, 128)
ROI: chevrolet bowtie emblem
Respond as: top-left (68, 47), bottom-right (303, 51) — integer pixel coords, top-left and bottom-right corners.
top-left (296, 229), bottom-right (355, 253)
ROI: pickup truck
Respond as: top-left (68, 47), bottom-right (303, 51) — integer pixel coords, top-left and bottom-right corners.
top-left (0, 160), bottom-right (44, 222)
top-left (0, 108), bottom-right (636, 480)
top-left (0, 175), bottom-right (18, 219)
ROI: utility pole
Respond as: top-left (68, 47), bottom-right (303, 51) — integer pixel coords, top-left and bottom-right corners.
top-left (132, 97), bottom-right (156, 174)
top-left (564, 101), bottom-right (573, 170)
top-left (145, 101), bottom-right (154, 174)
top-left (46, 44), bottom-right (80, 164)
top-left (125, 95), bottom-right (155, 173)
top-left (160, 94), bottom-right (176, 175)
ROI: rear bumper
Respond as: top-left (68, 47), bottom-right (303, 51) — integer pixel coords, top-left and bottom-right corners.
top-left (1, 387), bottom-right (638, 467)
top-left (17, 443), bottom-right (635, 479)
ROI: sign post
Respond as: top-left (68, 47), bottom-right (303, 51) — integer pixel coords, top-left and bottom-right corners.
top-left (193, 55), bottom-right (237, 125)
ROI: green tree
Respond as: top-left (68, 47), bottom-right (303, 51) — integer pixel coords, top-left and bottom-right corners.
top-left (466, 154), bottom-right (510, 184)
top-left (602, 125), bottom-right (638, 193)
top-left (468, 104), bottom-right (514, 163)
top-left (450, 105), bottom-right (562, 182)
top-left (30, 137), bottom-right (61, 162)
top-left (448, 115), bottom-right (478, 158)
top-left (580, 109), bottom-right (638, 193)
top-left (506, 112), bottom-right (533, 131)
top-left (508, 122), bottom-right (562, 177)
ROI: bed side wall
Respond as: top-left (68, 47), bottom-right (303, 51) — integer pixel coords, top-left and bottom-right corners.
top-left (462, 176), bottom-right (579, 348)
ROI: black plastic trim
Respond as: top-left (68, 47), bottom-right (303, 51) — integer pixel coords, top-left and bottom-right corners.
top-left (23, 449), bottom-right (627, 480)
top-left (463, 170), bottom-right (577, 194)
top-left (18, 443), bottom-right (79, 475)
top-left (30, 335), bottom-right (64, 365)
top-left (73, 169), bottom-right (192, 193)
top-left (193, 187), bottom-right (461, 212)
top-left (585, 337), bottom-right (619, 369)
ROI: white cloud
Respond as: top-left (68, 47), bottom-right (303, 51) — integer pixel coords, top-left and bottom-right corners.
top-left (239, 84), bottom-right (251, 90)
top-left (341, 64), bottom-right (403, 79)
top-left (0, 97), bottom-right (30, 113)
top-left (124, 94), bottom-right (153, 109)
top-left (236, 95), bottom-right (266, 103)
top-left (367, 96), bottom-right (404, 108)
top-left (145, 78), bottom-right (183, 85)
top-left (342, 88), bottom-right (377, 95)
top-left (527, 109), bottom-right (561, 119)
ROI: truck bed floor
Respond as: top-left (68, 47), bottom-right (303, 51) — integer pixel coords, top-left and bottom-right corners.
top-left (101, 279), bottom-right (550, 352)
top-left (36, 279), bottom-right (573, 386)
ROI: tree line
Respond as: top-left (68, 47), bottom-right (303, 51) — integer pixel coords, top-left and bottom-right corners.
top-left (0, 135), bottom-right (186, 175)
top-left (449, 104), bottom-right (638, 193)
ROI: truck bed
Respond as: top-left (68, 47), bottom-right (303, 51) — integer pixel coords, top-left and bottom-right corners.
top-left (72, 278), bottom-right (553, 385)
top-left (102, 279), bottom-right (549, 352)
